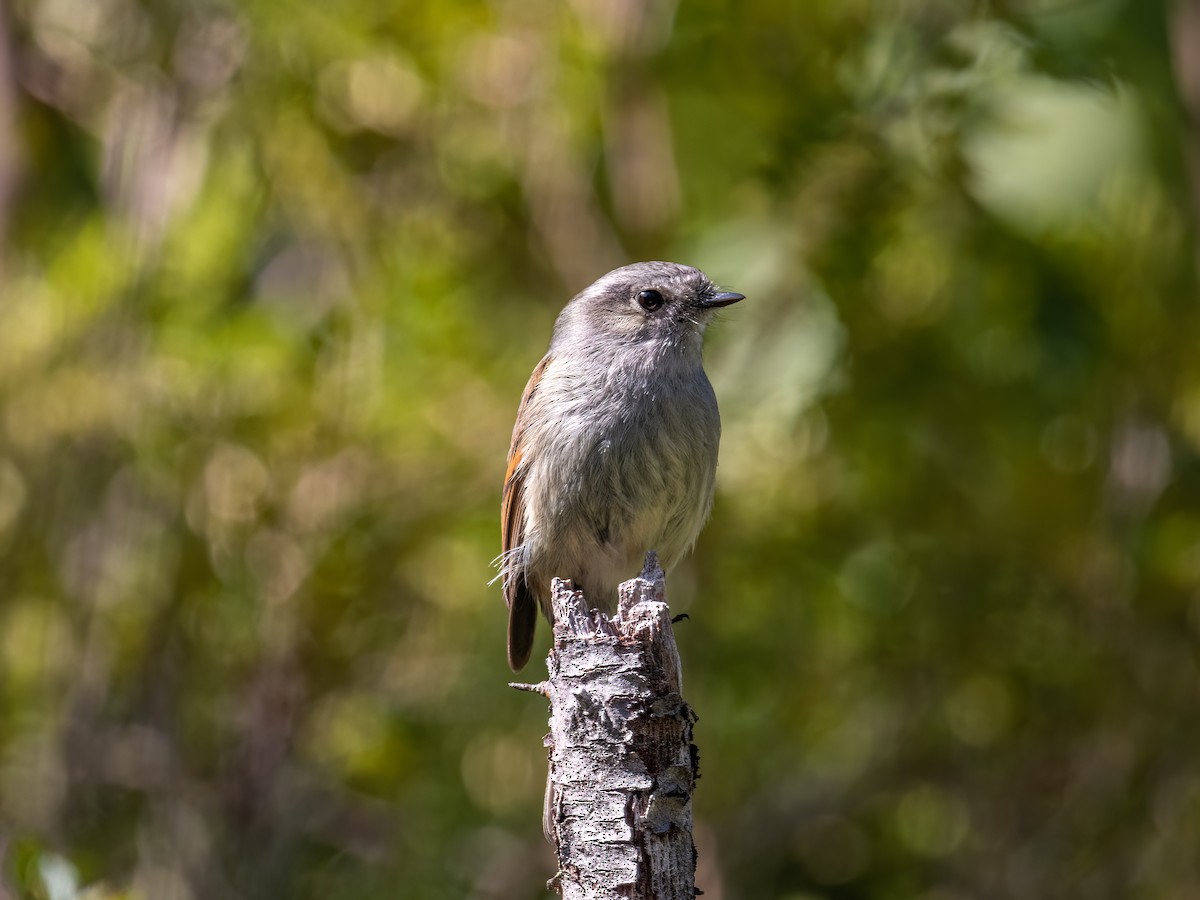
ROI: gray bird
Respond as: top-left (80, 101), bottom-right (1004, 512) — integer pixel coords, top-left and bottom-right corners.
top-left (498, 261), bottom-right (743, 670)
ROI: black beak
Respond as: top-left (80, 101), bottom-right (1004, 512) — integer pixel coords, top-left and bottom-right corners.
top-left (698, 291), bottom-right (745, 309)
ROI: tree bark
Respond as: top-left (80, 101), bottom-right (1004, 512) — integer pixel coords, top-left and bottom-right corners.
top-left (514, 552), bottom-right (699, 899)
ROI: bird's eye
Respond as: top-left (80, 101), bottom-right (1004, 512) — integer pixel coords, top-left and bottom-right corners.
top-left (637, 289), bottom-right (665, 311)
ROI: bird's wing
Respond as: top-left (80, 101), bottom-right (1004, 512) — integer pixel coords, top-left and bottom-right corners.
top-left (501, 353), bottom-right (551, 670)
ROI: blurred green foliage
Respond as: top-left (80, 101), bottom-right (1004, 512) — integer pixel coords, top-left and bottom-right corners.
top-left (1, 0), bottom-right (1199, 897)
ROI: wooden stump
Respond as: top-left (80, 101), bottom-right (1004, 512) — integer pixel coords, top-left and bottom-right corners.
top-left (514, 552), bottom-right (700, 899)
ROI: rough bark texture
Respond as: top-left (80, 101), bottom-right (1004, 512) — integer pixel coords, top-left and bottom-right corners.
top-left (529, 552), bottom-right (699, 899)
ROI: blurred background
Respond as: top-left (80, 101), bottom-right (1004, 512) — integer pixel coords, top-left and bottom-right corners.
top-left (1, 0), bottom-right (1199, 897)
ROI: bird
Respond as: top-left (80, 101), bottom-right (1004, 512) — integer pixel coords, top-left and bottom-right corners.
top-left (497, 261), bottom-right (743, 670)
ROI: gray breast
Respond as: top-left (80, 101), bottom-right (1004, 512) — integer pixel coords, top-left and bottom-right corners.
top-left (578, 364), bottom-right (720, 558)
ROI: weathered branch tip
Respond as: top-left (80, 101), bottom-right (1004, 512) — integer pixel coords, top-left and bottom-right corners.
top-left (509, 680), bottom-right (550, 697)
top-left (540, 550), bottom-right (699, 900)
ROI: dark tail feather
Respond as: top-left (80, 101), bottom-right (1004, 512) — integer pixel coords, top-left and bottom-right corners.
top-left (507, 577), bottom-right (537, 671)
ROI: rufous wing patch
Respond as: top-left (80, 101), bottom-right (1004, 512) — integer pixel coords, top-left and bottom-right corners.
top-left (500, 354), bottom-right (551, 669)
